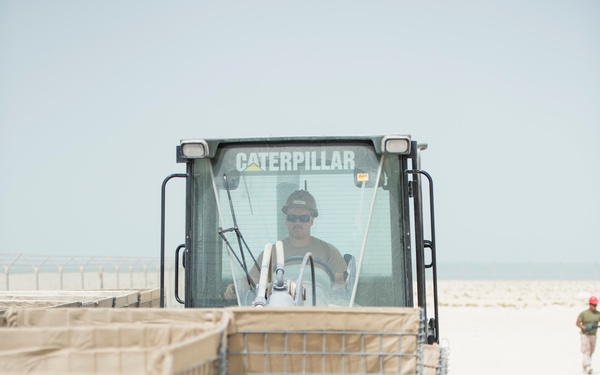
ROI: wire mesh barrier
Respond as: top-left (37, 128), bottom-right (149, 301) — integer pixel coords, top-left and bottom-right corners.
top-left (227, 330), bottom-right (422, 374)
top-left (437, 347), bottom-right (449, 375)
top-left (1, 307), bottom-right (445, 375)
top-left (225, 308), bottom-right (428, 375)
top-left (0, 308), bottom-right (230, 375)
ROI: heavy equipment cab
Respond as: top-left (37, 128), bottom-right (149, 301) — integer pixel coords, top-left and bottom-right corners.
top-left (161, 135), bottom-right (440, 342)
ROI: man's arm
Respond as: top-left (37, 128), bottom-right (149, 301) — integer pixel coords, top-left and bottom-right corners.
top-left (333, 273), bottom-right (345, 288)
top-left (576, 316), bottom-right (598, 331)
top-left (326, 244), bottom-right (349, 289)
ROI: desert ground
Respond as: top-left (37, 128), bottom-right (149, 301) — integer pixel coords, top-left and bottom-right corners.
top-left (437, 280), bottom-right (600, 375)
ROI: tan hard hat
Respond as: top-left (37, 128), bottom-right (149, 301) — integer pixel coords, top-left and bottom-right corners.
top-left (281, 190), bottom-right (319, 217)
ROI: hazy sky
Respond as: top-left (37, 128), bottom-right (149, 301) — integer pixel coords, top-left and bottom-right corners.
top-left (1, 1), bottom-right (598, 263)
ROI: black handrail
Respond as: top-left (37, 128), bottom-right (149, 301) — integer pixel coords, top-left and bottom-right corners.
top-left (160, 173), bottom-right (188, 308)
top-left (406, 169), bottom-right (439, 343)
top-left (174, 244), bottom-right (185, 304)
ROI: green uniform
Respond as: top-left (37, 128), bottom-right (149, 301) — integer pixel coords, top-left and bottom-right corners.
top-left (279, 237), bottom-right (347, 274)
top-left (579, 310), bottom-right (600, 335)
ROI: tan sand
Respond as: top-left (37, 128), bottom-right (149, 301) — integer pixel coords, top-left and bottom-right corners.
top-left (436, 280), bottom-right (600, 375)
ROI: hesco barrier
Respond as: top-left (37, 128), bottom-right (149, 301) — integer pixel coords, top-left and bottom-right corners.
top-left (0, 289), bottom-right (160, 326)
top-left (225, 308), bottom-right (431, 375)
top-left (0, 308), bottom-right (228, 375)
top-left (1, 307), bottom-right (447, 375)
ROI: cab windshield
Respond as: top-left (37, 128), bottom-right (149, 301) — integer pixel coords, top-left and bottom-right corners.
top-left (189, 140), bottom-right (410, 307)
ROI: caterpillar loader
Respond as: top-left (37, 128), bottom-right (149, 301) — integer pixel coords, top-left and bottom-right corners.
top-left (160, 134), bottom-right (447, 374)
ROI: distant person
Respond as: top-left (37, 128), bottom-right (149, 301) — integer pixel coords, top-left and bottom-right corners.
top-left (576, 296), bottom-right (600, 374)
top-left (251, 190), bottom-right (347, 287)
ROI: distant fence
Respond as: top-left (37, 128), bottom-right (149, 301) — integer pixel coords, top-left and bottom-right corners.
top-left (0, 254), bottom-right (183, 307)
top-left (3, 255), bottom-right (599, 296)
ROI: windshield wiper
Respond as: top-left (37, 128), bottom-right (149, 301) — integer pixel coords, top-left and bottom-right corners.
top-left (218, 173), bottom-right (259, 289)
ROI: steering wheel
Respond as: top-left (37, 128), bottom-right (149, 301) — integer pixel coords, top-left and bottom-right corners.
top-left (284, 255), bottom-right (337, 283)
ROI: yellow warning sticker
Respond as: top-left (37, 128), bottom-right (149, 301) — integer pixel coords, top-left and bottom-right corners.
top-left (356, 173), bottom-right (369, 182)
top-left (244, 163), bottom-right (263, 172)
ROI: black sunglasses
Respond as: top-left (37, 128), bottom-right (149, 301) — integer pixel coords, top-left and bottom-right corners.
top-left (286, 214), bottom-right (311, 223)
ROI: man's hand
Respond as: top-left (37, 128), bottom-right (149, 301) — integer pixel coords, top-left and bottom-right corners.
top-left (224, 283), bottom-right (236, 300)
